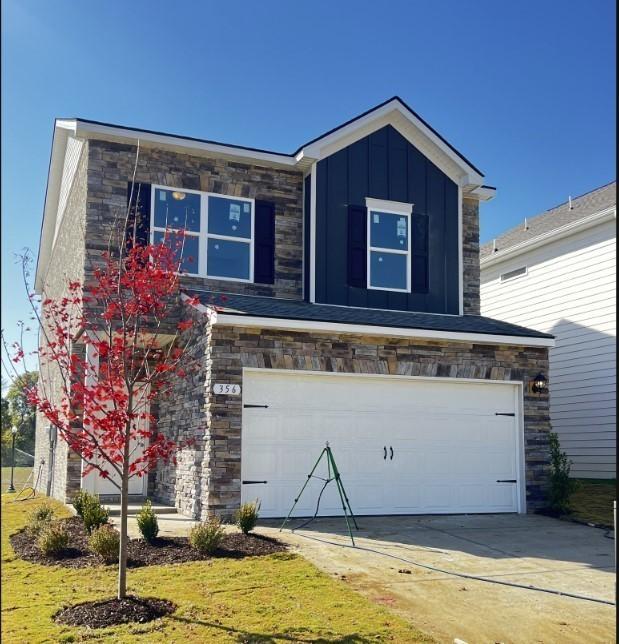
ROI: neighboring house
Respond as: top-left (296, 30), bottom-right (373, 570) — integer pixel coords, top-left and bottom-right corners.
top-left (480, 182), bottom-right (616, 479)
top-left (34, 97), bottom-right (555, 520)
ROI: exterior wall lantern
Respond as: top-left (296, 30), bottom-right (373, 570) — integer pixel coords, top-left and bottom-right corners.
top-left (531, 372), bottom-right (548, 394)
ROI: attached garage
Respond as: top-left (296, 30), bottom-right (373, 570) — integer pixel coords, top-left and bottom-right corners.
top-left (241, 369), bottom-right (525, 518)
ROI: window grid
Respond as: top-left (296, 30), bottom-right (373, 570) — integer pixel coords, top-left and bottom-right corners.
top-left (367, 207), bottom-right (412, 293)
top-left (150, 185), bottom-right (255, 283)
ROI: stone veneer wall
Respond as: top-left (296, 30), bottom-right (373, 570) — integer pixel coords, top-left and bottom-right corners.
top-left (34, 142), bottom-right (89, 501)
top-left (85, 140), bottom-right (304, 302)
top-left (462, 197), bottom-right (481, 315)
top-left (157, 318), bottom-right (551, 519)
top-left (151, 305), bottom-right (212, 516)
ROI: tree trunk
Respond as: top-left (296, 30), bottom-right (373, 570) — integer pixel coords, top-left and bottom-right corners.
top-left (117, 464), bottom-right (129, 599)
top-left (117, 418), bottom-right (132, 600)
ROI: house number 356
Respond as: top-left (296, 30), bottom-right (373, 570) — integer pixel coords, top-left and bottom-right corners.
top-left (213, 383), bottom-right (241, 396)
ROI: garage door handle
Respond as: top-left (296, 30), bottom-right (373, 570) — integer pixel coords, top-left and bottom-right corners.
top-left (383, 446), bottom-right (387, 460)
top-left (242, 480), bottom-right (268, 484)
top-left (389, 446), bottom-right (394, 460)
top-left (496, 479), bottom-right (517, 483)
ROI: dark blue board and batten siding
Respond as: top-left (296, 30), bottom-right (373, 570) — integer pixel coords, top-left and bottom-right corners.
top-left (311, 125), bottom-right (460, 314)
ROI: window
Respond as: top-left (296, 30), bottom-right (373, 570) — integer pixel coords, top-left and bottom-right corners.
top-left (151, 186), bottom-right (254, 282)
top-left (152, 187), bottom-right (202, 275)
top-left (206, 195), bottom-right (253, 281)
top-left (500, 266), bottom-right (527, 282)
top-left (366, 199), bottom-right (412, 292)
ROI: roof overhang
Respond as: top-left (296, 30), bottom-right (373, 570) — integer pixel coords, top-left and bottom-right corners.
top-left (35, 119), bottom-right (78, 293)
top-left (36, 98), bottom-right (493, 291)
top-left (182, 295), bottom-right (554, 348)
top-left (295, 98), bottom-right (487, 190)
top-left (481, 205), bottom-right (617, 268)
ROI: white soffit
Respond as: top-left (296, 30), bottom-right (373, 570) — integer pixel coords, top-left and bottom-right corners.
top-left (298, 100), bottom-right (485, 189)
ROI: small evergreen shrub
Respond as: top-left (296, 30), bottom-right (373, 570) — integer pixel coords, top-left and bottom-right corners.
top-left (81, 496), bottom-right (110, 534)
top-left (72, 489), bottom-right (95, 519)
top-left (37, 521), bottom-right (69, 557)
top-left (27, 503), bottom-right (55, 535)
top-left (88, 525), bottom-right (120, 563)
top-left (136, 500), bottom-right (159, 543)
top-left (548, 432), bottom-right (579, 514)
top-left (189, 516), bottom-right (224, 555)
top-left (236, 500), bottom-right (260, 535)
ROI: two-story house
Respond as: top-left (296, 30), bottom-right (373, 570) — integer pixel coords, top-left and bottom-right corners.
top-left (34, 97), bottom-right (554, 520)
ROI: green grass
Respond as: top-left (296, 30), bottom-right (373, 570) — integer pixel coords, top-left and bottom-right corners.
top-left (569, 479), bottom-right (616, 528)
top-left (1, 467), bottom-right (32, 493)
top-left (1, 494), bottom-right (431, 643)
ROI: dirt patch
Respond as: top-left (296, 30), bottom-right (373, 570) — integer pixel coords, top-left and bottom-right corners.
top-left (54, 596), bottom-right (175, 628)
top-left (10, 517), bottom-right (287, 568)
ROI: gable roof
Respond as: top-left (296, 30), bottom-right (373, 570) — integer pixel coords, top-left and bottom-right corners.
top-left (36, 97), bottom-right (492, 292)
top-left (480, 181), bottom-right (616, 263)
top-left (184, 289), bottom-right (554, 346)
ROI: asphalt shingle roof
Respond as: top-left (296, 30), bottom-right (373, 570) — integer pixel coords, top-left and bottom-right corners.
top-left (186, 290), bottom-right (553, 340)
top-left (480, 181), bottom-right (616, 260)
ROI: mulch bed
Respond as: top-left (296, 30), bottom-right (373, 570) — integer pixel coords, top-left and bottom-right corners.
top-left (54, 596), bottom-right (176, 628)
top-left (10, 516), bottom-right (287, 569)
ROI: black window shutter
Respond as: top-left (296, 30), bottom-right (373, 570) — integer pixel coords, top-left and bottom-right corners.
top-left (411, 213), bottom-right (429, 292)
top-left (125, 182), bottom-right (151, 249)
top-left (254, 200), bottom-right (275, 284)
top-left (347, 205), bottom-right (367, 288)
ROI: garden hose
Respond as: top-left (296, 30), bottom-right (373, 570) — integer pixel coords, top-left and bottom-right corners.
top-left (290, 530), bottom-right (615, 606)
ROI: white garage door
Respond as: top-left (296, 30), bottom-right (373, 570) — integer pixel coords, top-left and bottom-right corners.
top-left (241, 370), bottom-right (522, 518)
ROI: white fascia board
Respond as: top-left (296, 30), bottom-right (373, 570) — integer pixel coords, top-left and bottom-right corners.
top-left (299, 100), bottom-right (485, 187)
top-left (465, 185), bottom-right (496, 202)
top-left (35, 120), bottom-right (77, 293)
top-left (481, 206), bottom-right (617, 269)
top-left (73, 120), bottom-right (298, 169)
top-left (210, 313), bottom-right (555, 347)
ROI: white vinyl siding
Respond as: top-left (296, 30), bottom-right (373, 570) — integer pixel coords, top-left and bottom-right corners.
top-left (481, 218), bottom-right (616, 479)
top-left (53, 136), bottom-right (85, 244)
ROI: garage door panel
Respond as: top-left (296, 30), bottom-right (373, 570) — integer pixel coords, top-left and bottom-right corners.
top-left (241, 371), bottom-right (520, 517)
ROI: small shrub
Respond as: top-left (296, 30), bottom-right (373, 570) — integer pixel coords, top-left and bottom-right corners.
top-left (189, 516), bottom-right (224, 555)
top-left (37, 521), bottom-right (69, 557)
top-left (88, 525), bottom-right (120, 563)
top-left (27, 503), bottom-right (55, 535)
top-left (236, 500), bottom-right (260, 535)
top-left (72, 489), bottom-right (95, 519)
top-left (81, 496), bottom-right (109, 534)
top-left (548, 432), bottom-right (580, 514)
top-left (136, 500), bottom-right (159, 543)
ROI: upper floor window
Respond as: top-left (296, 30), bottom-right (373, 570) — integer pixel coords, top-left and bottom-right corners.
top-left (151, 186), bottom-right (254, 282)
top-left (366, 198), bottom-right (412, 293)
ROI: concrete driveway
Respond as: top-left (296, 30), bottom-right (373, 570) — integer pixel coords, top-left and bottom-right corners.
top-left (258, 514), bottom-right (615, 644)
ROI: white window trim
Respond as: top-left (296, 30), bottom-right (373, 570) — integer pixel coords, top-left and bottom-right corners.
top-left (365, 199), bottom-right (412, 293)
top-left (151, 184), bottom-right (255, 283)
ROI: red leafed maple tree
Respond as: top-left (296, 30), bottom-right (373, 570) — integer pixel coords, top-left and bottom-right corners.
top-left (4, 226), bottom-right (203, 599)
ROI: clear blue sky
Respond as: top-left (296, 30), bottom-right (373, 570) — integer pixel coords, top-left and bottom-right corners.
top-left (1, 0), bottom-right (615, 378)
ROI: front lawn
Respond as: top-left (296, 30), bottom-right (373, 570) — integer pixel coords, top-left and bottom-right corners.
top-left (1, 494), bottom-right (431, 643)
top-left (570, 478), bottom-right (616, 528)
top-left (1, 466), bottom-right (32, 492)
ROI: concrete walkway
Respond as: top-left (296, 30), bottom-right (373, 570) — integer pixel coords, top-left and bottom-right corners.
top-left (256, 514), bottom-right (615, 644)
